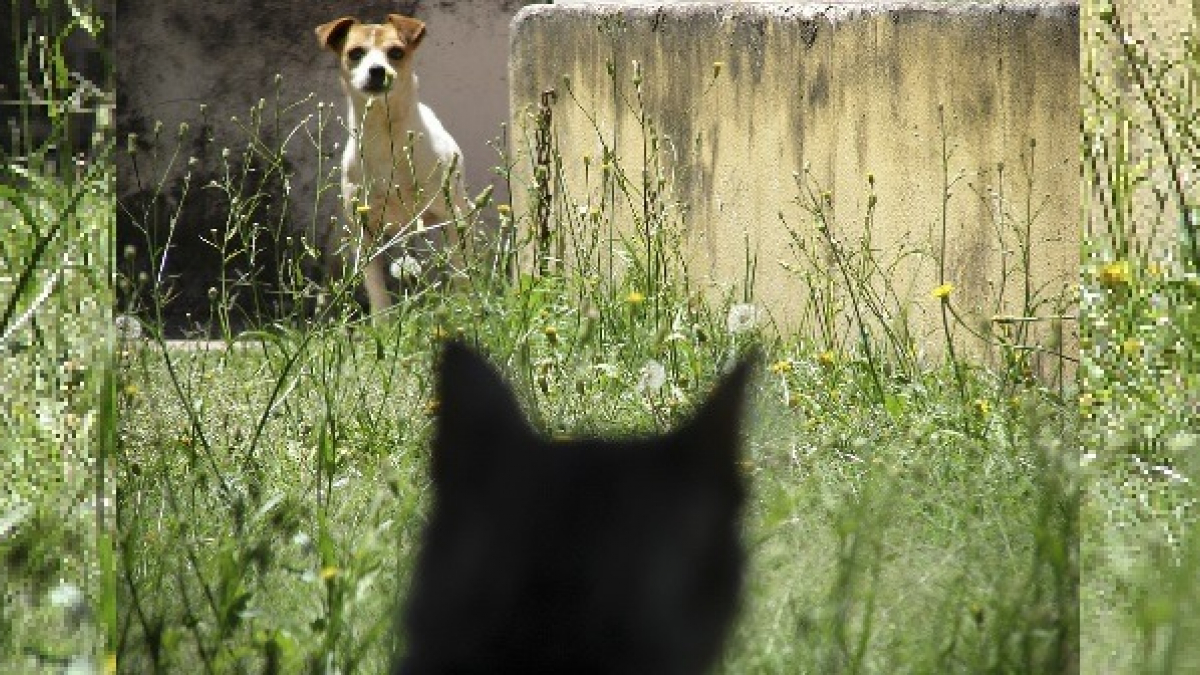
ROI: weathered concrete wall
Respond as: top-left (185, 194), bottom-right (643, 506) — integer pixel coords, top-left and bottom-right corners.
top-left (115, 0), bottom-right (535, 332)
top-left (512, 1), bottom-right (1079, 370)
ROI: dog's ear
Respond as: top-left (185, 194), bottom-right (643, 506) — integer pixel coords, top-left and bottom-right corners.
top-left (387, 15), bottom-right (427, 49)
top-left (315, 17), bottom-right (358, 52)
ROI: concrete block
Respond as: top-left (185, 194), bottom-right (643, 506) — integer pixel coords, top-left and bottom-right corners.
top-left (511, 1), bottom-right (1079, 370)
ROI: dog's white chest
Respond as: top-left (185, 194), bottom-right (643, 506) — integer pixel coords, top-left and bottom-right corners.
top-left (343, 102), bottom-right (458, 213)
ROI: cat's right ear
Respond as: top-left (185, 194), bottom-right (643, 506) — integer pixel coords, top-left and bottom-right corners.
top-left (432, 341), bottom-right (532, 488)
top-left (674, 353), bottom-right (756, 480)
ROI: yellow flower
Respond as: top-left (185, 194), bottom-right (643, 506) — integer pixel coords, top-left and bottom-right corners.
top-left (1122, 337), bottom-right (1142, 356)
top-left (1079, 392), bottom-right (1093, 410)
top-left (931, 283), bottom-right (954, 299)
top-left (627, 290), bottom-right (645, 305)
top-left (769, 359), bottom-right (793, 374)
top-left (973, 398), bottom-right (990, 415)
top-left (817, 350), bottom-right (836, 368)
top-left (320, 566), bottom-right (340, 581)
top-left (544, 325), bottom-right (559, 344)
top-left (355, 204), bottom-right (371, 214)
top-left (1098, 260), bottom-right (1130, 287)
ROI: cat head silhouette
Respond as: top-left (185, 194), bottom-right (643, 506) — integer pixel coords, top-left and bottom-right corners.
top-left (397, 341), bottom-right (753, 675)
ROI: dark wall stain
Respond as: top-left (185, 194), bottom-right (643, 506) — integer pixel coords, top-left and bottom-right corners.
top-left (808, 64), bottom-right (829, 109)
top-left (115, 125), bottom-right (296, 337)
top-left (728, 15), bottom-right (768, 85)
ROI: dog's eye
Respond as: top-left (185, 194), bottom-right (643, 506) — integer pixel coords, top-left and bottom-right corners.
top-left (387, 47), bottom-right (405, 60)
top-left (347, 47), bottom-right (366, 62)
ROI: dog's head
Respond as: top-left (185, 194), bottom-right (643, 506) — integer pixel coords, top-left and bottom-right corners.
top-left (315, 14), bottom-right (426, 96)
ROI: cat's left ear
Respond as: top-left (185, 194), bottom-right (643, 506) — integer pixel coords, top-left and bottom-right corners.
top-left (432, 341), bottom-right (532, 489)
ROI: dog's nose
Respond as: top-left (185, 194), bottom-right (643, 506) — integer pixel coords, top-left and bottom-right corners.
top-left (363, 65), bottom-right (392, 92)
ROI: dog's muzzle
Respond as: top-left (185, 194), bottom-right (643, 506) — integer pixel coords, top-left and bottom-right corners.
top-left (362, 65), bottom-right (393, 93)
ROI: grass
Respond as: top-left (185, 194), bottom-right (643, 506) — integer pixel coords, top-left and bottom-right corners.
top-left (1, 2), bottom-right (114, 671)
top-left (0, 1), bottom-right (1092, 673)
top-left (110, 307), bottom-right (1076, 673)
top-left (1, 167), bottom-right (113, 673)
top-left (110, 31), bottom-right (1075, 675)
top-left (1080, 2), bottom-right (1200, 672)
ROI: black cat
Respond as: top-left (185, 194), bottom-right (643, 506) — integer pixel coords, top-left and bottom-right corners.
top-left (395, 342), bottom-right (753, 675)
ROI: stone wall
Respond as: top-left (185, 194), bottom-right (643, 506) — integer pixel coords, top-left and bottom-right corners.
top-left (511, 1), bottom-right (1080, 370)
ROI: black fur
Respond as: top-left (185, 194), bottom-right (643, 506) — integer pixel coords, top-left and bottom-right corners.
top-left (395, 342), bottom-right (752, 675)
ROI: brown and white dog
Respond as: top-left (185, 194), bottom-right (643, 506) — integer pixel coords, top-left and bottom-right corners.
top-left (316, 14), bottom-right (469, 318)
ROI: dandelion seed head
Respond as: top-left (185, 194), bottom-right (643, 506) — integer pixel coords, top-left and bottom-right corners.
top-left (637, 359), bottom-right (667, 394)
top-left (726, 303), bottom-right (760, 334)
top-left (389, 255), bottom-right (423, 281)
top-left (49, 582), bottom-right (83, 609)
top-left (114, 314), bottom-right (142, 340)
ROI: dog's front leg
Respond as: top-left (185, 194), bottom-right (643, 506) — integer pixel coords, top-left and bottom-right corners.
top-left (362, 253), bottom-right (392, 320)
